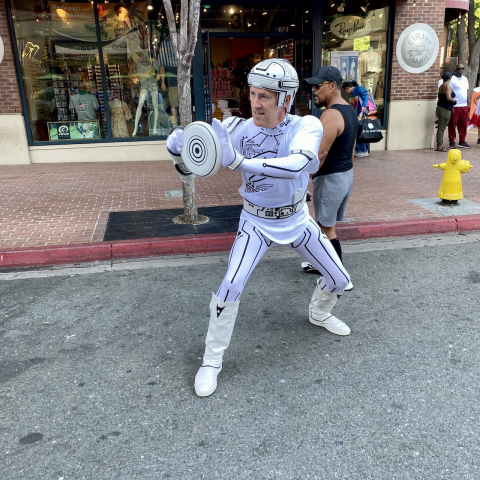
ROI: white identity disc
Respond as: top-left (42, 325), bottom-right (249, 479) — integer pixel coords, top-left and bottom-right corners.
top-left (181, 121), bottom-right (223, 178)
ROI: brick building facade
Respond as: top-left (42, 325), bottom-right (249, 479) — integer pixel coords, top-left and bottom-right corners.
top-left (0, 0), bottom-right (461, 164)
top-left (385, 0), bottom-right (448, 150)
top-left (0, 1), bottom-right (22, 114)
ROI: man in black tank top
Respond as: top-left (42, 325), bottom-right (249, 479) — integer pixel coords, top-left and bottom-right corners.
top-left (302, 66), bottom-right (358, 289)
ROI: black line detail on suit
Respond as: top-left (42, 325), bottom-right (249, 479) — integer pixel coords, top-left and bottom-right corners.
top-left (307, 219), bottom-right (350, 289)
top-left (262, 159), bottom-right (309, 173)
top-left (243, 227), bottom-right (267, 285)
top-left (257, 229), bottom-right (274, 247)
top-left (230, 221), bottom-right (251, 284)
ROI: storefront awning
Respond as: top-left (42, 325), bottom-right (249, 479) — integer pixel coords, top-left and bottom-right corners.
top-left (445, 0), bottom-right (469, 12)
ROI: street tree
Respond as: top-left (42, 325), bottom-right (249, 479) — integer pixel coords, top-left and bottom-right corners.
top-left (457, 0), bottom-right (480, 102)
top-left (163, 0), bottom-right (205, 224)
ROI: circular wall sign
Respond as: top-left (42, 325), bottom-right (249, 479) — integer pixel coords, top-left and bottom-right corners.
top-left (396, 23), bottom-right (439, 74)
top-left (0, 37), bottom-right (4, 65)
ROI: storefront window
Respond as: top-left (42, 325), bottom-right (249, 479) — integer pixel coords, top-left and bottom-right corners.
top-left (9, 0), bottom-right (181, 143)
top-left (322, 0), bottom-right (389, 123)
top-left (202, 4), bottom-right (313, 122)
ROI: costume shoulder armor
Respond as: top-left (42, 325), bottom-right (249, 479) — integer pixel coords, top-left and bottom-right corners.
top-left (223, 116), bottom-right (246, 134)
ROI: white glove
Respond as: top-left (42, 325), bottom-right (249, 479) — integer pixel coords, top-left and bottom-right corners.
top-left (166, 128), bottom-right (183, 156)
top-left (211, 118), bottom-right (235, 168)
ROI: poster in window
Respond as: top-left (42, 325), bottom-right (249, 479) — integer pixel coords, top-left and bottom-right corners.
top-left (330, 51), bottom-right (358, 82)
top-left (48, 121), bottom-right (100, 140)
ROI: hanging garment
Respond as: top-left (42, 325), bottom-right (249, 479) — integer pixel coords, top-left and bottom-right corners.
top-left (110, 100), bottom-right (133, 138)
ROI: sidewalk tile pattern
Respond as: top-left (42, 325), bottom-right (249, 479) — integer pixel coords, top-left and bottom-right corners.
top-left (0, 143), bottom-right (479, 249)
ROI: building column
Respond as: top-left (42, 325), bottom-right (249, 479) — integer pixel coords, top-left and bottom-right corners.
top-left (386, 0), bottom-right (446, 150)
top-left (0, 1), bottom-right (30, 165)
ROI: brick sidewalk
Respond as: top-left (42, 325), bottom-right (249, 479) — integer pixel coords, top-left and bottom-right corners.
top-left (0, 139), bottom-right (479, 250)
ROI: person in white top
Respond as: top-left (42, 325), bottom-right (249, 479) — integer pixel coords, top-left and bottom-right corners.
top-left (448, 64), bottom-right (471, 149)
top-left (166, 59), bottom-right (352, 397)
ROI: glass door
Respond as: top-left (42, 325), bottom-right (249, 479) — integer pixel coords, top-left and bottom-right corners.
top-left (205, 33), bottom-right (313, 122)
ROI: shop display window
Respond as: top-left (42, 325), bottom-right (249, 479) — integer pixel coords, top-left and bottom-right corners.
top-left (322, 0), bottom-right (390, 124)
top-left (9, 0), bottom-right (183, 143)
top-left (202, 3), bottom-right (313, 123)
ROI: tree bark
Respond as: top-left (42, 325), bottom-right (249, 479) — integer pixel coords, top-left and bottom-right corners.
top-left (163, 0), bottom-right (201, 224)
top-left (177, 61), bottom-right (198, 223)
top-left (456, 0), bottom-right (480, 104)
top-left (457, 13), bottom-right (468, 68)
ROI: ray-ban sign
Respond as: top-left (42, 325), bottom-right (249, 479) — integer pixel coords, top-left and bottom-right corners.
top-left (330, 16), bottom-right (371, 40)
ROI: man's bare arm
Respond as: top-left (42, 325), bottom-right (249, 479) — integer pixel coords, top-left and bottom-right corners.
top-left (317, 108), bottom-right (344, 168)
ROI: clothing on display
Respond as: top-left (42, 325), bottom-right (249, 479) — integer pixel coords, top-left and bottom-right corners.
top-left (108, 97), bottom-right (133, 138)
top-left (358, 47), bottom-right (382, 95)
top-left (69, 93), bottom-right (99, 121)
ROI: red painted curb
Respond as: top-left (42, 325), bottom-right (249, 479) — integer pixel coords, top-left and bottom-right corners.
top-left (0, 216), bottom-right (479, 269)
top-left (456, 214), bottom-right (480, 232)
top-left (337, 217), bottom-right (458, 240)
top-left (0, 243), bottom-right (111, 269)
top-left (112, 232), bottom-right (236, 259)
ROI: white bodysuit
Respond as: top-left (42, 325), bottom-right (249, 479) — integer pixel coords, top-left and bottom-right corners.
top-left (216, 114), bottom-right (351, 303)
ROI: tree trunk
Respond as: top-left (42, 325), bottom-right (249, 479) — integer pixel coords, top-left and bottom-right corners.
top-left (178, 61), bottom-right (193, 127)
top-left (457, 13), bottom-right (468, 68)
top-left (177, 61), bottom-right (198, 224)
top-left (466, 53), bottom-right (480, 105)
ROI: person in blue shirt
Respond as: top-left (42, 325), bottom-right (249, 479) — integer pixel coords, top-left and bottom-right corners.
top-left (343, 81), bottom-right (369, 158)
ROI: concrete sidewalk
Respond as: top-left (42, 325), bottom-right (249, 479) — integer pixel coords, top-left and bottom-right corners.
top-left (1, 131), bottom-right (479, 268)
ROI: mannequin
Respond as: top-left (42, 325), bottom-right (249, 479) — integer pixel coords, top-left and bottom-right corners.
top-left (130, 51), bottom-right (160, 136)
top-left (160, 65), bottom-right (179, 126)
top-left (108, 93), bottom-right (132, 138)
top-left (359, 47), bottom-right (382, 95)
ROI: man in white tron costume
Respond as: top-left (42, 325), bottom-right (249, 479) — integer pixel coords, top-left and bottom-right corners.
top-left (166, 59), bottom-right (351, 397)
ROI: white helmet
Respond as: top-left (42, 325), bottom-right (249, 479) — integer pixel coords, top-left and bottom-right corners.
top-left (247, 59), bottom-right (299, 112)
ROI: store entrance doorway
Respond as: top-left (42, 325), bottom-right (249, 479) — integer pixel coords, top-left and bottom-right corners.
top-left (203, 33), bottom-right (313, 124)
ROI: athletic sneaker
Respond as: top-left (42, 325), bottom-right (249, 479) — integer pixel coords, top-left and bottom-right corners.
top-left (458, 141), bottom-right (471, 149)
top-left (301, 261), bottom-right (320, 274)
top-left (355, 151), bottom-right (369, 157)
top-left (300, 262), bottom-right (353, 291)
top-left (477, 139), bottom-right (480, 145)
top-left (449, 141), bottom-right (456, 149)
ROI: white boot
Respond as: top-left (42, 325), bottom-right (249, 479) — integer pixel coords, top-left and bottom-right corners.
top-left (309, 281), bottom-right (351, 336)
top-left (194, 293), bottom-right (240, 397)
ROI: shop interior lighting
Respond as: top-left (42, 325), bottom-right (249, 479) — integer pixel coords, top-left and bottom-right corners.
top-left (263, 11), bottom-right (267, 15)
top-left (230, 8), bottom-right (234, 13)
top-left (361, 1), bottom-right (370, 12)
top-left (147, 0), bottom-right (153, 11)
top-left (337, 1), bottom-right (345, 13)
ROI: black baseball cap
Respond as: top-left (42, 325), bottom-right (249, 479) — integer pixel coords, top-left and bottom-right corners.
top-left (304, 66), bottom-right (343, 86)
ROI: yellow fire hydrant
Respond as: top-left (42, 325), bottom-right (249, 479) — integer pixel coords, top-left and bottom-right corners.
top-left (433, 148), bottom-right (473, 203)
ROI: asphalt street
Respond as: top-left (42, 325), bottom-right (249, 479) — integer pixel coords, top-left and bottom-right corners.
top-left (1, 233), bottom-right (480, 480)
